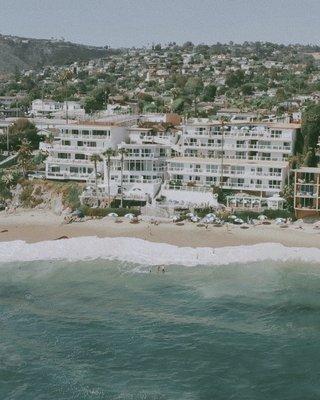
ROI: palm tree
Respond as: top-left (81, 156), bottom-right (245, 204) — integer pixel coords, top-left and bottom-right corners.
top-left (17, 139), bottom-right (33, 179)
top-left (103, 148), bottom-right (116, 206)
top-left (118, 148), bottom-right (128, 208)
top-left (90, 153), bottom-right (102, 205)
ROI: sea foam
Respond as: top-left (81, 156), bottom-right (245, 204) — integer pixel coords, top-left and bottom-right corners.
top-left (0, 236), bottom-right (319, 266)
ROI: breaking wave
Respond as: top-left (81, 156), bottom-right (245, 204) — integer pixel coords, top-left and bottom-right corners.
top-left (0, 236), bottom-right (319, 266)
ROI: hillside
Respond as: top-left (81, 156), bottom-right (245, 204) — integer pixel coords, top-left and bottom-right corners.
top-left (0, 34), bottom-right (116, 74)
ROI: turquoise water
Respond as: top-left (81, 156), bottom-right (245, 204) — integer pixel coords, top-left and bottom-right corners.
top-left (1, 259), bottom-right (320, 399)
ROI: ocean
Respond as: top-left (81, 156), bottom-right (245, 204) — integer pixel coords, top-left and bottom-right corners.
top-left (1, 255), bottom-right (320, 399)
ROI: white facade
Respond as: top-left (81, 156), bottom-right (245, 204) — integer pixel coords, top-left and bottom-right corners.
top-left (31, 99), bottom-right (84, 118)
top-left (31, 99), bottom-right (61, 115)
top-left (44, 122), bottom-right (128, 181)
top-left (166, 120), bottom-right (299, 196)
top-left (103, 126), bottom-right (176, 200)
top-left (166, 157), bottom-right (287, 194)
top-left (41, 117), bottom-right (301, 206)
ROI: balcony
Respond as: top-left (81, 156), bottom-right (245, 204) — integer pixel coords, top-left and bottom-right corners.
top-left (47, 157), bottom-right (93, 165)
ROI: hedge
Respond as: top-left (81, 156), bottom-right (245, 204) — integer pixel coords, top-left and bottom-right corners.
top-left (80, 206), bottom-right (141, 218)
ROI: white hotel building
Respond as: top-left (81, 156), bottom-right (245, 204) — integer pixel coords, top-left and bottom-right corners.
top-left (41, 116), bottom-right (301, 206)
top-left (104, 126), bottom-right (178, 200)
top-left (167, 119), bottom-right (300, 196)
top-left (42, 118), bottom-right (135, 181)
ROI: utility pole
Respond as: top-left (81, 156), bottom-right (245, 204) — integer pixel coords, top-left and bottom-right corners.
top-left (6, 125), bottom-right (9, 153)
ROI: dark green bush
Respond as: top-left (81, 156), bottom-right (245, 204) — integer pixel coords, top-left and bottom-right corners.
top-left (263, 209), bottom-right (295, 220)
top-left (80, 206), bottom-right (140, 217)
top-left (110, 199), bottom-right (146, 208)
top-left (62, 184), bottom-right (81, 210)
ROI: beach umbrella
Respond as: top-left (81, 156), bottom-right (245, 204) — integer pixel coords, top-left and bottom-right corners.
top-left (124, 213), bottom-right (134, 219)
top-left (313, 222), bottom-right (320, 230)
top-left (202, 216), bottom-right (214, 224)
top-left (205, 213), bottom-right (216, 218)
top-left (108, 212), bottom-right (118, 218)
top-left (72, 209), bottom-right (84, 218)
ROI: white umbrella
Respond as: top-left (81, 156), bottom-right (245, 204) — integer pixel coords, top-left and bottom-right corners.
top-left (108, 212), bottom-right (118, 218)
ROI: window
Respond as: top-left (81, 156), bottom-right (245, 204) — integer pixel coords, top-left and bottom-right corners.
top-left (129, 149), bottom-right (139, 157)
top-left (75, 154), bottom-right (86, 160)
top-left (92, 130), bottom-right (111, 137)
top-left (70, 167), bottom-right (79, 173)
top-left (58, 153), bottom-right (69, 159)
top-left (77, 141), bottom-right (83, 146)
top-left (206, 164), bottom-right (218, 173)
top-left (269, 180), bottom-right (280, 188)
top-left (141, 149), bottom-right (152, 157)
top-left (62, 140), bottom-right (70, 146)
top-left (72, 129), bottom-right (79, 135)
top-left (271, 130), bottom-right (282, 138)
top-left (82, 130), bottom-right (89, 136)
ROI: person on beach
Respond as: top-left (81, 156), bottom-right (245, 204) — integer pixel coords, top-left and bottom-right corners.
top-left (162, 266), bottom-right (166, 273)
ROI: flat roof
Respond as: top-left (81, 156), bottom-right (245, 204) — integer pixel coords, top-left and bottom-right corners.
top-left (168, 156), bottom-right (288, 167)
top-left (184, 120), bottom-right (301, 129)
top-left (294, 167), bottom-right (320, 173)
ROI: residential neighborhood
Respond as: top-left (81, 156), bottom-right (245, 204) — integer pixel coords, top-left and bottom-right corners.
top-left (0, 40), bottom-right (319, 220)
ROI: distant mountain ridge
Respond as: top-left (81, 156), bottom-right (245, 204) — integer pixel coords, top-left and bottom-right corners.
top-left (0, 34), bottom-right (114, 74)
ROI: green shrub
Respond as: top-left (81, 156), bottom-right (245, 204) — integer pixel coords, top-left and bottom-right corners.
top-left (80, 206), bottom-right (141, 218)
top-left (0, 182), bottom-right (11, 201)
top-left (62, 184), bottom-right (81, 210)
top-left (19, 185), bottom-right (34, 207)
top-left (110, 199), bottom-right (146, 208)
top-left (263, 209), bottom-right (295, 220)
top-left (194, 207), bottom-right (217, 218)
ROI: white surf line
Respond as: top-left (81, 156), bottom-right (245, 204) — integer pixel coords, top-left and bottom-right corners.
top-left (0, 236), bottom-right (319, 266)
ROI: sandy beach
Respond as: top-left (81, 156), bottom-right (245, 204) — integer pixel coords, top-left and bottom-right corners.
top-left (0, 209), bottom-right (319, 249)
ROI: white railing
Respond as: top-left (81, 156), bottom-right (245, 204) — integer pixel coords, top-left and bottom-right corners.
top-left (52, 144), bottom-right (106, 152)
top-left (47, 157), bottom-right (93, 165)
top-left (163, 183), bottom-right (212, 193)
top-left (183, 143), bottom-right (291, 151)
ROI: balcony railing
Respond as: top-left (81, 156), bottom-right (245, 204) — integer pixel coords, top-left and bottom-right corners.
top-left (47, 157), bottom-right (93, 165)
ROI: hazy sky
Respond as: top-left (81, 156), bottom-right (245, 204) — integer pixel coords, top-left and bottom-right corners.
top-left (1, 0), bottom-right (320, 47)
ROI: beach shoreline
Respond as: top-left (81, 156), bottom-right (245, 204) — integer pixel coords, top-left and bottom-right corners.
top-left (0, 209), bottom-right (319, 249)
